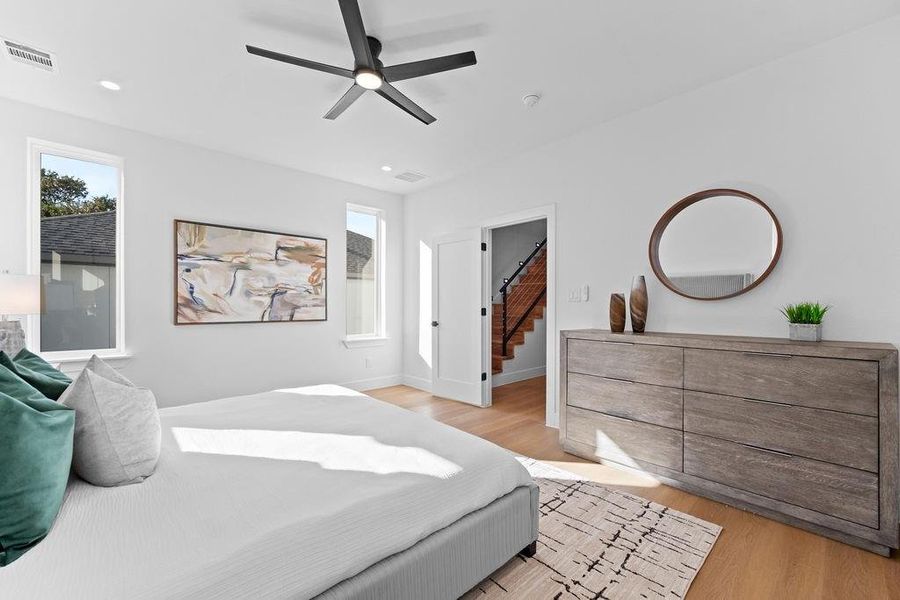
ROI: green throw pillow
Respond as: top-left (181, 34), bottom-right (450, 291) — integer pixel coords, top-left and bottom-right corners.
top-left (3, 350), bottom-right (71, 400)
top-left (0, 391), bottom-right (75, 566)
top-left (0, 360), bottom-right (47, 403)
top-left (13, 349), bottom-right (71, 383)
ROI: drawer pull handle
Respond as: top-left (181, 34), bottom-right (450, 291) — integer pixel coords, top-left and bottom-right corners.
top-left (742, 443), bottom-right (793, 458)
top-left (601, 341), bottom-right (634, 346)
top-left (742, 397), bottom-right (793, 408)
top-left (602, 413), bottom-right (633, 423)
top-left (743, 352), bottom-right (793, 359)
top-left (603, 376), bottom-right (635, 385)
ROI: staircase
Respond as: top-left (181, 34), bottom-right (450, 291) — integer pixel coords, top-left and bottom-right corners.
top-left (492, 242), bottom-right (547, 374)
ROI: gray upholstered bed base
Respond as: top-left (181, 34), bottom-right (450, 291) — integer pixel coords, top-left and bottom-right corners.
top-left (315, 483), bottom-right (539, 600)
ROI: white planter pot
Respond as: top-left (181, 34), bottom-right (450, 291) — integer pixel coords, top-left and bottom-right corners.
top-left (789, 323), bottom-right (822, 342)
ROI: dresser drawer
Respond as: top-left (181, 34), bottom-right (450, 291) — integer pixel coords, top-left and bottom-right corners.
top-left (684, 433), bottom-right (878, 528)
top-left (568, 372), bottom-right (682, 429)
top-left (684, 349), bottom-right (878, 416)
top-left (567, 406), bottom-right (683, 471)
top-left (684, 391), bottom-right (877, 472)
top-left (567, 338), bottom-right (683, 388)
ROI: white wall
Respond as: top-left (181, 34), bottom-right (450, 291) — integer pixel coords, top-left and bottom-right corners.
top-left (0, 97), bottom-right (404, 407)
top-left (403, 17), bottom-right (900, 419)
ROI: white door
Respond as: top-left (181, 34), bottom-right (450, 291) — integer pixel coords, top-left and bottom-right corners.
top-left (431, 229), bottom-right (485, 405)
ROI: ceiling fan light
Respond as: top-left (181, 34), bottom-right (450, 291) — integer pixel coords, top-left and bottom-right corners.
top-left (354, 69), bottom-right (383, 90)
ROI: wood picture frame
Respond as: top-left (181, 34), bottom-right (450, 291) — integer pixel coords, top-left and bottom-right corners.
top-left (174, 219), bottom-right (327, 325)
top-left (648, 188), bottom-right (783, 301)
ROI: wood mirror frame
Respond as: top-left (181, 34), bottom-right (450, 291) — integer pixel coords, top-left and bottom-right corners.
top-left (648, 188), bottom-right (783, 301)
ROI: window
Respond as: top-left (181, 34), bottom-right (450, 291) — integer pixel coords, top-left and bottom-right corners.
top-left (28, 140), bottom-right (124, 359)
top-left (345, 204), bottom-right (385, 342)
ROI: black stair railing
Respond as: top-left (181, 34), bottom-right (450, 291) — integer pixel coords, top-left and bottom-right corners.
top-left (499, 238), bottom-right (547, 357)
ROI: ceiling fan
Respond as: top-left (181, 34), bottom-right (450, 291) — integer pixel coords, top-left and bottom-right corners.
top-left (246, 0), bottom-right (477, 125)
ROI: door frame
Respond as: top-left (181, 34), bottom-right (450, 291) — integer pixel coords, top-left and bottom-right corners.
top-left (480, 204), bottom-right (558, 427)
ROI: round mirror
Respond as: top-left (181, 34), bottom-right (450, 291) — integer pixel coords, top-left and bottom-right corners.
top-left (649, 189), bottom-right (782, 300)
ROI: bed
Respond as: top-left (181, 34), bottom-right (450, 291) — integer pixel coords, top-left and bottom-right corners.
top-left (0, 385), bottom-right (537, 600)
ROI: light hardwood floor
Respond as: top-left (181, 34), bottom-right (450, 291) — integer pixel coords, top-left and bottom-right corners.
top-left (368, 377), bottom-right (900, 600)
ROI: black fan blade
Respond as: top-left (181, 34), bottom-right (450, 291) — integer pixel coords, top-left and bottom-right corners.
top-left (246, 45), bottom-right (352, 78)
top-left (324, 84), bottom-right (366, 120)
top-left (382, 51), bottom-right (477, 82)
top-left (338, 0), bottom-right (374, 68)
top-left (376, 82), bottom-right (436, 125)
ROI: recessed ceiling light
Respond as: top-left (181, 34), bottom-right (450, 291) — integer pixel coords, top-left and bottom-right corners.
top-left (99, 80), bottom-right (121, 91)
top-left (381, 165), bottom-right (392, 172)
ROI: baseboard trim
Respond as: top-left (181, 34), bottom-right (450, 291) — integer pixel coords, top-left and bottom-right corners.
top-left (340, 374), bottom-right (404, 392)
top-left (492, 366), bottom-right (545, 388)
top-left (401, 374), bottom-right (433, 392)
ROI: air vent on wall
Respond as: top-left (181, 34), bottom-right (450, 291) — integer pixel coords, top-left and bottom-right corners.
top-left (394, 171), bottom-right (427, 183)
top-left (4, 39), bottom-right (56, 71)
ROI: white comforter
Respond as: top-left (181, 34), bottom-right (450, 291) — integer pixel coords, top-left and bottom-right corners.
top-left (0, 385), bottom-right (532, 599)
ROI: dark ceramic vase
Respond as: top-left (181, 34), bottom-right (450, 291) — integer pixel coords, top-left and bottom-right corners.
top-left (630, 276), bottom-right (648, 333)
top-left (609, 293), bottom-right (626, 333)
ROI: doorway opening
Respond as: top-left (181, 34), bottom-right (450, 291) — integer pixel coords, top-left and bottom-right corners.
top-left (486, 218), bottom-right (548, 422)
top-left (428, 205), bottom-right (556, 425)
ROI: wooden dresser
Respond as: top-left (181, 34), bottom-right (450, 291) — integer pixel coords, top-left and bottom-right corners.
top-left (559, 330), bottom-right (899, 555)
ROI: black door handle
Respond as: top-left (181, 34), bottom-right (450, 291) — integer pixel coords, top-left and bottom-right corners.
top-left (431, 321), bottom-right (439, 327)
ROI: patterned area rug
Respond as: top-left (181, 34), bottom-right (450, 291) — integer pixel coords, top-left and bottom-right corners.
top-left (463, 458), bottom-right (721, 599)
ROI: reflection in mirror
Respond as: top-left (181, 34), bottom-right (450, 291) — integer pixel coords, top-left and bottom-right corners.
top-left (649, 190), bottom-right (782, 300)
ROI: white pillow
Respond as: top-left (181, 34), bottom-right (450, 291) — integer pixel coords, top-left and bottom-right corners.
top-left (59, 356), bottom-right (161, 486)
top-left (81, 354), bottom-right (135, 387)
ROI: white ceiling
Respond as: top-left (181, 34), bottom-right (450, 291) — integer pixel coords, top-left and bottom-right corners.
top-left (2, 1), bottom-right (899, 193)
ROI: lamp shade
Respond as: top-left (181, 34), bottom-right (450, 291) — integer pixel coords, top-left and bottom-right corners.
top-left (0, 274), bottom-right (41, 315)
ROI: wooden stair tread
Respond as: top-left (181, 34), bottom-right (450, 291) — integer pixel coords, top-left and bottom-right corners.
top-left (492, 247), bottom-right (547, 376)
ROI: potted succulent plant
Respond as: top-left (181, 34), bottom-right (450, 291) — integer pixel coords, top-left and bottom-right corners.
top-left (781, 302), bottom-right (829, 342)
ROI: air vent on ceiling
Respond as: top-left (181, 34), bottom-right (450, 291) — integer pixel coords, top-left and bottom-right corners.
top-left (4, 39), bottom-right (56, 71)
top-left (394, 171), bottom-right (427, 183)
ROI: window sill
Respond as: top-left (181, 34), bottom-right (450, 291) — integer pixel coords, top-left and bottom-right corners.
top-left (49, 352), bottom-right (133, 364)
top-left (44, 352), bottom-right (133, 375)
top-left (342, 336), bottom-right (389, 349)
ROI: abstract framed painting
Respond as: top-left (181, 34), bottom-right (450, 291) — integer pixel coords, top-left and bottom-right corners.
top-left (174, 220), bottom-right (327, 325)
